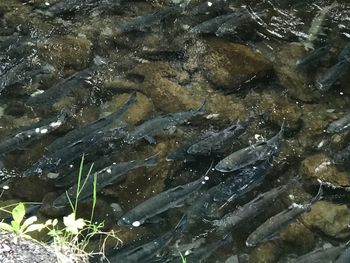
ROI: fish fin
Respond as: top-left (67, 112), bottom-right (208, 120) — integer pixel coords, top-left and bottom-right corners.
top-left (144, 154), bottom-right (158, 166)
top-left (144, 135), bottom-right (156, 144)
top-left (174, 214), bottom-right (188, 233)
top-left (195, 100), bottom-right (206, 115)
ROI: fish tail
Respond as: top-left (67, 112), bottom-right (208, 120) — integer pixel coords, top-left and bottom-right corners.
top-left (312, 180), bottom-right (324, 203)
top-left (195, 100), bottom-right (206, 115)
top-left (174, 214), bottom-right (188, 233)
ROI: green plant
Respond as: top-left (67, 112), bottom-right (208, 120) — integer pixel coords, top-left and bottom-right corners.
top-left (0, 202), bottom-right (50, 238)
top-left (0, 155), bottom-right (121, 262)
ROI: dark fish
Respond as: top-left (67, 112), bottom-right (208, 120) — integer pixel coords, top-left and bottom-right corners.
top-left (213, 184), bottom-right (288, 233)
top-left (118, 173), bottom-right (209, 227)
top-left (296, 45), bottom-right (329, 69)
top-left (108, 215), bottom-right (187, 263)
top-left (187, 120), bottom-right (249, 156)
top-left (245, 185), bottom-right (323, 247)
top-left (42, 0), bottom-right (99, 16)
top-left (215, 123), bottom-right (284, 173)
top-left (338, 42), bottom-right (350, 61)
top-left (190, 13), bottom-right (234, 34)
top-left (186, 0), bottom-right (229, 16)
top-left (166, 136), bottom-right (203, 162)
top-left (52, 155), bottom-right (157, 208)
top-left (215, 8), bottom-right (263, 37)
top-left (47, 93), bottom-right (136, 153)
top-left (333, 144), bottom-right (350, 166)
top-left (293, 244), bottom-right (347, 263)
top-left (124, 102), bottom-right (205, 144)
top-left (26, 65), bottom-right (98, 107)
top-left (0, 110), bottom-right (68, 155)
top-left (335, 246), bottom-right (350, 263)
top-left (0, 59), bottom-right (54, 93)
top-left (118, 7), bottom-right (179, 33)
top-left (315, 59), bottom-right (350, 91)
top-left (212, 158), bottom-right (272, 202)
top-left (23, 127), bottom-right (126, 177)
top-left (327, 112), bottom-right (350, 133)
top-left (187, 159), bottom-right (271, 221)
top-left (167, 235), bottom-right (233, 263)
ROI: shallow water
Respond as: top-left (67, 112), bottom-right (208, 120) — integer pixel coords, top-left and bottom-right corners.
top-left (1, 0), bottom-right (350, 262)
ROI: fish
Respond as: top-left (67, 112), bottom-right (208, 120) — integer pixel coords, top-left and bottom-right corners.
top-left (215, 123), bottom-right (284, 173)
top-left (335, 246), bottom-right (350, 263)
top-left (52, 155), bottom-right (157, 208)
top-left (186, 0), bottom-right (229, 16)
top-left (166, 235), bottom-right (233, 263)
top-left (338, 42), bottom-right (350, 61)
top-left (47, 92), bottom-right (136, 153)
top-left (0, 109), bottom-right (68, 155)
top-left (26, 65), bottom-right (98, 107)
top-left (213, 158), bottom-right (272, 202)
top-left (187, 120), bottom-right (249, 156)
top-left (301, 2), bottom-right (338, 51)
top-left (327, 112), bottom-right (350, 133)
top-left (0, 59), bottom-right (54, 93)
top-left (190, 13), bottom-right (234, 34)
top-left (213, 183), bottom-right (288, 233)
top-left (186, 159), bottom-right (271, 221)
top-left (245, 185), bottom-right (323, 247)
top-left (23, 127), bottom-right (126, 177)
top-left (215, 8), bottom-right (264, 37)
top-left (118, 6), bottom-right (179, 33)
top-left (108, 215), bottom-right (187, 263)
top-left (118, 172), bottom-right (209, 227)
top-left (124, 102), bottom-right (205, 144)
top-left (315, 59), bottom-right (350, 91)
top-left (42, 0), bottom-right (100, 16)
top-left (296, 45), bottom-right (330, 70)
top-left (333, 144), bottom-right (350, 166)
top-left (293, 244), bottom-right (347, 263)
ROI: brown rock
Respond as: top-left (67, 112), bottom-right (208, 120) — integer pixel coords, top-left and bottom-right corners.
top-left (300, 153), bottom-right (350, 187)
top-left (279, 222), bottom-right (315, 253)
top-left (38, 35), bottom-right (92, 70)
top-left (201, 39), bottom-right (273, 91)
top-left (302, 201), bottom-right (350, 239)
top-left (249, 242), bottom-right (281, 263)
top-left (275, 43), bottom-right (320, 102)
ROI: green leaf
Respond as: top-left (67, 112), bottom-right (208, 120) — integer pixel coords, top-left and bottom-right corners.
top-left (12, 203), bottom-right (25, 225)
top-left (0, 222), bottom-right (14, 233)
top-left (11, 220), bottom-right (21, 232)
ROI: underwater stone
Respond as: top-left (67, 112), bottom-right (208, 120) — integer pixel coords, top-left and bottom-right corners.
top-left (38, 35), bottom-right (92, 70)
top-left (302, 201), bottom-right (350, 239)
top-left (300, 153), bottom-right (350, 187)
top-left (201, 39), bottom-right (273, 91)
top-left (249, 242), bottom-right (281, 263)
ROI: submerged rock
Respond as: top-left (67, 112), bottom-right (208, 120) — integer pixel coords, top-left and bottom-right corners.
top-left (302, 201), bottom-right (350, 239)
top-left (200, 39), bottom-right (273, 91)
top-left (249, 242), bottom-right (281, 263)
top-left (38, 35), bottom-right (92, 70)
top-left (300, 153), bottom-right (350, 187)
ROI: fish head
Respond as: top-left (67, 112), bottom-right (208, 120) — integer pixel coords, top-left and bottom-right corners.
top-left (117, 216), bottom-right (143, 227)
